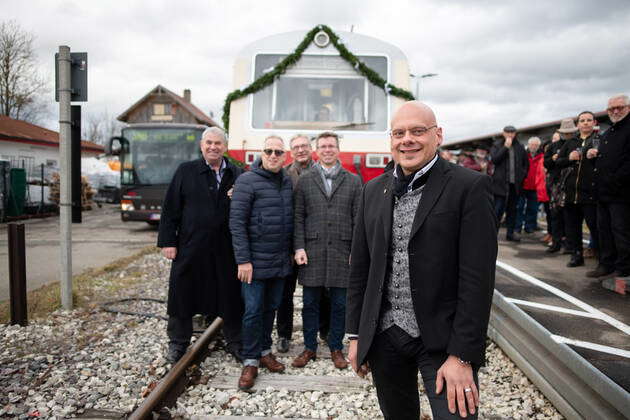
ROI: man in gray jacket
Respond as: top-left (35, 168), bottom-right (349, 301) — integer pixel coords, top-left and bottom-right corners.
top-left (291, 131), bottom-right (362, 369)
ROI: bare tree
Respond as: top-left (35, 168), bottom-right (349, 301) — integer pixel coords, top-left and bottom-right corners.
top-left (83, 109), bottom-right (125, 146)
top-left (0, 20), bottom-right (47, 121)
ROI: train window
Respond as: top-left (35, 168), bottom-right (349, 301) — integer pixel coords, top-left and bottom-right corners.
top-left (252, 54), bottom-right (388, 131)
top-left (366, 153), bottom-right (392, 168)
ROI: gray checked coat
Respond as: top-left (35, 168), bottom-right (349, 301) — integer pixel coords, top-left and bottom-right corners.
top-left (294, 165), bottom-right (362, 288)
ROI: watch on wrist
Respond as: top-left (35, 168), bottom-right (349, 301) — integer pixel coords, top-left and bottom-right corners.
top-left (458, 358), bottom-right (471, 365)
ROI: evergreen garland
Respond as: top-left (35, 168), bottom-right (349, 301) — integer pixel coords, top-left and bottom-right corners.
top-left (222, 24), bottom-right (415, 132)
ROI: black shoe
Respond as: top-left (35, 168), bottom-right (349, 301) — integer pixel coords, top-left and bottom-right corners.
top-left (546, 242), bottom-right (561, 253)
top-left (226, 342), bottom-right (244, 362)
top-left (505, 234), bottom-right (521, 242)
top-left (586, 266), bottom-right (614, 278)
top-left (277, 337), bottom-right (290, 353)
top-left (167, 346), bottom-right (185, 364)
top-left (567, 253), bottom-right (584, 267)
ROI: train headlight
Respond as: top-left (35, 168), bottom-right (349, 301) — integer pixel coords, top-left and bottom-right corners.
top-left (121, 200), bottom-right (135, 211)
top-left (314, 31), bottom-right (330, 48)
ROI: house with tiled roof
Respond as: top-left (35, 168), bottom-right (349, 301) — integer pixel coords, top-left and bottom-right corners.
top-left (117, 85), bottom-right (219, 126)
top-left (0, 115), bottom-right (104, 177)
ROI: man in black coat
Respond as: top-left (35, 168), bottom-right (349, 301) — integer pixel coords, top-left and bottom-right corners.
top-left (586, 94), bottom-right (630, 278)
top-left (158, 127), bottom-right (244, 363)
top-left (347, 101), bottom-right (497, 420)
top-left (543, 130), bottom-right (568, 252)
top-left (490, 125), bottom-right (529, 241)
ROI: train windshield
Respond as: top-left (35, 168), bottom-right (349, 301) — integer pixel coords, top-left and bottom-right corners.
top-left (120, 127), bottom-right (202, 185)
top-left (252, 54), bottom-right (388, 131)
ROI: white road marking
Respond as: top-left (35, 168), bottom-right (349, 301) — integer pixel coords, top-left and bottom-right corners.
top-left (506, 298), bottom-right (599, 319)
top-left (551, 335), bottom-right (630, 359)
top-left (496, 260), bottom-right (630, 336)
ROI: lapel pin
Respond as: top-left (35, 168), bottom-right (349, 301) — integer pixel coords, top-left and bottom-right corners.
top-left (384, 188), bottom-right (387, 194)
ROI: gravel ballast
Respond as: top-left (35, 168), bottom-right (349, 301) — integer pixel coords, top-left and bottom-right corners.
top-left (0, 252), bottom-right (563, 419)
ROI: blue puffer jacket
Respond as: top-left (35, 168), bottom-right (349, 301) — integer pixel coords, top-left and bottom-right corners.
top-left (230, 160), bottom-right (293, 280)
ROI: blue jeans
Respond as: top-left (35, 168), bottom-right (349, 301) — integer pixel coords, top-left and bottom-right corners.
top-left (241, 277), bottom-right (285, 363)
top-left (515, 189), bottom-right (538, 232)
top-left (302, 286), bottom-right (346, 352)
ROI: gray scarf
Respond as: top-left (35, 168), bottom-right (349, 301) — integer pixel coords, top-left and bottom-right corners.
top-left (315, 161), bottom-right (342, 196)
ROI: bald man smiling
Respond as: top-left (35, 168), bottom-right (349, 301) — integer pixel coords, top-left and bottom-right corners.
top-left (346, 101), bottom-right (498, 419)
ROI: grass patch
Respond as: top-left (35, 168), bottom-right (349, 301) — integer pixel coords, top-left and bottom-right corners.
top-left (0, 245), bottom-right (159, 324)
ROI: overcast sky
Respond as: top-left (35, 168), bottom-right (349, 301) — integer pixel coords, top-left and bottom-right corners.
top-left (4, 0), bottom-right (630, 143)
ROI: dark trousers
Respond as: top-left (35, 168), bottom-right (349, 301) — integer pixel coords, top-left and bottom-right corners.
top-left (515, 189), bottom-right (539, 233)
top-left (241, 276), bottom-right (285, 361)
top-left (276, 266), bottom-right (297, 339)
top-left (564, 202), bottom-right (598, 254)
top-left (494, 183), bottom-right (518, 235)
top-left (542, 202), bottom-right (552, 234)
top-left (549, 205), bottom-right (565, 245)
top-left (597, 202), bottom-right (630, 273)
top-left (302, 286), bottom-right (346, 351)
top-left (167, 316), bottom-right (193, 351)
top-left (369, 326), bottom-right (479, 420)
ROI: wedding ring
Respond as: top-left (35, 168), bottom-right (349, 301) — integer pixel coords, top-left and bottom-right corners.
top-left (464, 388), bottom-right (472, 393)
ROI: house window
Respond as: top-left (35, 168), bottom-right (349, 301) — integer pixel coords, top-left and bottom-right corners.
top-left (152, 103), bottom-right (173, 121)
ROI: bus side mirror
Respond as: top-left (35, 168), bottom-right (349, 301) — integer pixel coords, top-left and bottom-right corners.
top-left (107, 136), bottom-right (128, 156)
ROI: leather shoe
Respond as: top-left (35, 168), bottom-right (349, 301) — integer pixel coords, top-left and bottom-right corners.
top-left (567, 253), bottom-right (584, 267)
top-left (505, 234), bottom-right (521, 242)
top-left (277, 337), bottom-right (290, 353)
top-left (166, 345), bottom-right (186, 364)
top-left (331, 350), bottom-right (348, 369)
top-left (260, 353), bottom-right (285, 373)
top-left (546, 242), bottom-right (561, 253)
top-left (540, 233), bottom-right (552, 243)
top-left (238, 366), bottom-right (258, 390)
top-left (292, 349), bottom-right (317, 368)
top-left (586, 266), bottom-right (614, 278)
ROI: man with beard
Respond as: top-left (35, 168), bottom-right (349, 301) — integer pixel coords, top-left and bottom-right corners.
top-left (586, 94), bottom-right (630, 278)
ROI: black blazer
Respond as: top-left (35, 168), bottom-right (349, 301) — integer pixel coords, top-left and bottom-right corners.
top-left (346, 157), bottom-right (497, 366)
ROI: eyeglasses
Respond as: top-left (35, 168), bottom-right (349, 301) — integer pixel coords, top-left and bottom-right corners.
top-left (291, 144), bottom-right (311, 151)
top-left (390, 125), bottom-right (437, 139)
top-left (263, 149), bottom-right (285, 157)
top-left (607, 105), bottom-right (628, 113)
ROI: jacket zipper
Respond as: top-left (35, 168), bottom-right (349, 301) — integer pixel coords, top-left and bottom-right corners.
top-left (574, 138), bottom-right (585, 204)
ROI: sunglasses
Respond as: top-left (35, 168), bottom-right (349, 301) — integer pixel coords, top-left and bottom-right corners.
top-left (263, 149), bottom-right (285, 157)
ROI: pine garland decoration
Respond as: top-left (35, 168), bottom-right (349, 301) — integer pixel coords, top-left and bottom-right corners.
top-left (222, 24), bottom-right (415, 132)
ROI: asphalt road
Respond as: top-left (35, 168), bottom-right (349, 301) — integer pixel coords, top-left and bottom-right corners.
top-left (495, 228), bottom-right (630, 392)
top-left (0, 204), bottom-right (157, 302)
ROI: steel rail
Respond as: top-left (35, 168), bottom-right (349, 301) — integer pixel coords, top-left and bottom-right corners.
top-left (128, 317), bottom-right (223, 420)
top-left (489, 270), bottom-right (630, 419)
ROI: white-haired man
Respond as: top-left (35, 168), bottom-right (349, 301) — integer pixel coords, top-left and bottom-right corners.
top-left (586, 94), bottom-right (630, 278)
top-left (158, 127), bottom-right (244, 363)
top-left (515, 136), bottom-right (543, 234)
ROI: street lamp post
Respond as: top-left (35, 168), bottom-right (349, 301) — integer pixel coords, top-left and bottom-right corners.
top-left (410, 72), bottom-right (438, 100)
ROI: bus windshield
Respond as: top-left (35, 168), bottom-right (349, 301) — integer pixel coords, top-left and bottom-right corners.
top-left (252, 54), bottom-right (388, 131)
top-left (120, 127), bottom-right (202, 185)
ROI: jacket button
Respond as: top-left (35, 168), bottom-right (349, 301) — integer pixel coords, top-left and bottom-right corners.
top-left (594, 168), bottom-right (598, 172)
top-left (398, 224), bottom-right (403, 228)
top-left (395, 305), bottom-right (400, 310)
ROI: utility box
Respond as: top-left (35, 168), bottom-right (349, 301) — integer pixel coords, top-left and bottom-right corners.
top-left (7, 168), bottom-right (26, 217)
top-left (55, 52), bottom-right (88, 102)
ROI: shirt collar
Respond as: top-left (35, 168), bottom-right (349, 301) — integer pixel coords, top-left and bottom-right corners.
top-left (393, 153), bottom-right (438, 182)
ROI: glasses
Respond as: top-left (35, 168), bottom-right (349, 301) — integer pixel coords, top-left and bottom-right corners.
top-left (291, 144), bottom-right (311, 151)
top-left (263, 149), bottom-right (285, 157)
top-left (607, 105), bottom-right (628, 113)
top-left (390, 125), bottom-right (437, 139)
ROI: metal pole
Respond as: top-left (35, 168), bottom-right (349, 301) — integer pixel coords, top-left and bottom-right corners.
top-left (8, 223), bottom-right (27, 326)
top-left (58, 46), bottom-right (73, 309)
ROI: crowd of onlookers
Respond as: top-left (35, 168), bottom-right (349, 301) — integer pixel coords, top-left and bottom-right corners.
top-left (441, 93), bottom-right (630, 279)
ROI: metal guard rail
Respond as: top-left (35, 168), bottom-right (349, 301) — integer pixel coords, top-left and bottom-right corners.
top-left (489, 285), bottom-right (629, 419)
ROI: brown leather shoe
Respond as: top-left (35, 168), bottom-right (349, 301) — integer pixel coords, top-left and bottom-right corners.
top-left (291, 349), bottom-right (317, 368)
top-left (540, 233), bottom-right (552, 243)
top-left (238, 366), bottom-right (258, 390)
top-left (260, 353), bottom-right (285, 373)
top-left (331, 350), bottom-right (348, 369)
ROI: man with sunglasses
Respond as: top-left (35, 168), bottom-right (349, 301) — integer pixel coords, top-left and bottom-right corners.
top-left (291, 132), bottom-right (362, 370)
top-left (585, 94), bottom-right (630, 278)
top-left (230, 135), bottom-right (294, 390)
top-left (347, 102), bottom-right (497, 420)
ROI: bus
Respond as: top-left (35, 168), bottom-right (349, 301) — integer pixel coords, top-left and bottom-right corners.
top-left (108, 123), bottom-right (205, 224)
top-left (226, 28), bottom-right (413, 182)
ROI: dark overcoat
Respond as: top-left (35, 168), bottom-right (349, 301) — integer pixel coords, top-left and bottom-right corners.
top-left (555, 134), bottom-right (598, 205)
top-left (346, 158), bottom-right (497, 367)
top-left (490, 137), bottom-right (529, 197)
top-left (158, 157), bottom-right (243, 318)
top-left (294, 166), bottom-right (362, 288)
top-left (594, 114), bottom-right (630, 203)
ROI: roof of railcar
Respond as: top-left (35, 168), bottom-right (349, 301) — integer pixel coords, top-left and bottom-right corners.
top-left (236, 29), bottom-right (408, 62)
